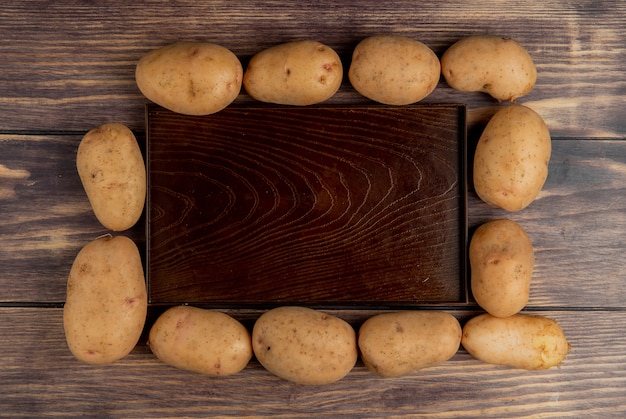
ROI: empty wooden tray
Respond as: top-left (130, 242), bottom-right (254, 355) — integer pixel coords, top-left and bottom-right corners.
top-left (146, 104), bottom-right (467, 308)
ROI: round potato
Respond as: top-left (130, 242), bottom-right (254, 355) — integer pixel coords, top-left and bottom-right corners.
top-left (64, 235), bottom-right (147, 365)
top-left (358, 311), bottom-right (461, 377)
top-left (462, 313), bottom-right (570, 370)
top-left (135, 42), bottom-right (242, 115)
top-left (470, 219), bottom-right (535, 318)
top-left (252, 306), bottom-right (357, 385)
top-left (77, 123), bottom-right (146, 231)
top-left (441, 35), bottom-right (536, 102)
top-left (473, 104), bottom-right (551, 211)
top-left (348, 35), bottom-right (440, 105)
top-left (243, 40), bottom-right (342, 106)
top-left (148, 306), bottom-right (252, 376)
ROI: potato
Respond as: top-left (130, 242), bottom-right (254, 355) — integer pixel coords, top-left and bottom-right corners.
top-left (348, 35), bottom-right (440, 105)
top-left (148, 306), bottom-right (252, 376)
top-left (470, 219), bottom-right (534, 318)
top-left (135, 42), bottom-right (242, 115)
top-left (462, 313), bottom-right (570, 370)
top-left (441, 35), bottom-right (536, 102)
top-left (358, 311), bottom-right (461, 377)
top-left (473, 104), bottom-right (551, 211)
top-left (77, 123), bottom-right (146, 231)
top-left (63, 235), bottom-right (147, 365)
top-left (243, 40), bottom-right (342, 106)
top-left (252, 306), bottom-right (357, 385)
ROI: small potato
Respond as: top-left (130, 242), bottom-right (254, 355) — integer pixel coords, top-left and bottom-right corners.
top-left (349, 35), bottom-right (440, 105)
top-left (64, 235), bottom-right (147, 365)
top-left (358, 311), bottom-right (461, 377)
top-left (470, 219), bottom-right (534, 318)
top-left (77, 123), bottom-right (146, 231)
top-left (441, 35), bottom-right (536, 102)
top-left (473, 104), bottom-right (551, 211)
top-left (136, 42), bottom-right (242, 115)
top-left (252, 306), bottom-right (357, 385)
top-left (243, 40), bottom-right (342, 106)
top-left (462, 313), bottom-right (570, 370)
top-left (148, 306), bottom-right (252, 376)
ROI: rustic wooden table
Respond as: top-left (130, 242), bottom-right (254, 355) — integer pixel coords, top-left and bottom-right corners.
top-left (1, 1), bottom-right (625, 417)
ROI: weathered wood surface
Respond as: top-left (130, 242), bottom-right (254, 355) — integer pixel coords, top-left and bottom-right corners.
top-left (1, 0), bottom-right (625, 417)
top-left (1, 308), bottom-right (625, 417)
top-left (2, 136), bottom-right (624, 308)
top-left (0, 1), bottom-right (625, 137)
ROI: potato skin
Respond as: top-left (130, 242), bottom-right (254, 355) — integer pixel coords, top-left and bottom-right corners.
top-left (63, 235), bottom-right (147, 365)
top-left (462, 313), bottom-right (570, 370)
top-left (473, 104), bottom-right (551, 211)
top-left (148, 306), bottom-right (252, 376)
top-left (243, 40), bottom-right (342, 106)
top-left (77, 123), bottom-right (146, 231)
top-left (358, 311), bottom-right (461, 377)
top-left (470, 219), bottom-right (534, 318)
top-left (252, 306), bottom-right (357, 385)
top-left (349, 35), bottom-right (440, 105)
top-left (441, 35), bottom-right (536, 102)
top-left (135, 42), bottom-right (242, 115)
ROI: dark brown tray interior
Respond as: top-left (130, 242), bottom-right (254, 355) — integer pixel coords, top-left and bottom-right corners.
top-left (146, 104), bottom-right (467, 308)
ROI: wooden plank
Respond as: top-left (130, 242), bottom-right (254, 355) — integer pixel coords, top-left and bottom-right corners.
top-left (470, 139), bottom-right (626, 309)
top-left (1, 135), bottom-right (625, 308)
top-left (0, 1), bottom-right (624, 137)
top-left (0, 307), bottom-right (624, 417)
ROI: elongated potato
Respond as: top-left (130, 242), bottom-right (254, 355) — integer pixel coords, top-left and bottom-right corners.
top-left (473, 104), bottom-right (551, 211)
top-left (148, 306), bottom-right (252, 376)
top-left (470, 219), bottom-right (534, 317)
top-left (462, 313), bottom-right (570, 370)
top-left (252, 306), bottom-right (357, 385)
top-left (349, 35), bottom-right (440, 105)
top-left (243, 40), bottom-right (342, 105)
top-left (358, 311), bottom-right (461, 377)
top-left (77, 123), bottom-right (146, 231)
top-left (441, 35), bottom-right (536, 102)
top-left (136, 42), bottom-right (242, 115)
top-left (64, 235), bottom-right (147, 365)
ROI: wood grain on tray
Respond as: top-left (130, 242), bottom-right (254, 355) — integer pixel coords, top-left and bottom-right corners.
top-left (147, 105), bottom-right (466, 306)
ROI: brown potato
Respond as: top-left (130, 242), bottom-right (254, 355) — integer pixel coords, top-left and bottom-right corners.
top-left (243, 40), bottom-right (342, 106)
top-left (63, 235), bottom-right (147, 365)
top-left (148, 306), bottom-right (252, 376)
top-left (358, 311), bottom-right (461, 377)
top-left (349, 35), bottom-right (440, 105)
top-left (252, 306), bottom-right (357, 385)
top-left (473, 104), bottom-right (551, 211)
top-left (462, 313), bottom-right (570, 370)
top-left (470, 219), bottom-right (535, 318)
top-left (441, 35), bottom-right (536, 102)
top-left (135, 42), bottom-right (242, 115)
top-left (76, 123), bottom-right (146, 231)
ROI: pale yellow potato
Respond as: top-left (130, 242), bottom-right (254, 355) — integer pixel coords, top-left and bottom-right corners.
top-left (473, 104), bottom-right (551, 211)
top-left (148, 306), bottom-right (252, 376)
top-left (348, 35), bottom-right (440, 105)
top-left (441, 35), bottom-right (536, 102)
top-left (462, 313), bottom-right (570, 370)
top-left (358, 311), bottom-right (461, 377)
top-left (64, 235), bottom-right (147, 365)
top-left (243, 40), bottom-right (342, 106)
top-left (136, 42), bottom-right (242, 115)
top-left (252, 306), bottom-right (357, 385)
top-left (470, 219), bottom-right (534, 318)
top-left (77, 123), bottom-right (146, 231)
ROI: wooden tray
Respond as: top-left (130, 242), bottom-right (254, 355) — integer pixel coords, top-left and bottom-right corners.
top-left (146, 104), bottom-right (467, 308)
